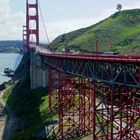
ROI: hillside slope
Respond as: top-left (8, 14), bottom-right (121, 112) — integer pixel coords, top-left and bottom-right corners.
top-left (52, 9), bottom-right (140, 54)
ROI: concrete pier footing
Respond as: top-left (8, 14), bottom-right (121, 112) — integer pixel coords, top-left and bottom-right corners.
top-left (30, 47), bottom-right (48, 89)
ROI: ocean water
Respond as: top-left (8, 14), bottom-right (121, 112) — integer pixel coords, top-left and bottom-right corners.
top-left (0, 53), bottom-right (23, 84)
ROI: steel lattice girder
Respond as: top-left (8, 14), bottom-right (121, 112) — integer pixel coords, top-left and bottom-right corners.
top-left (93, 84), bottom-right (140, 140)
top-left (43, 57), bottom-right (140, 88)
top-left (47, 67), bottom-right (140, 139)
top-left (57, 77), bottom-right (93, 139)
top-left (48, 66), bottom-right (62, 112)
top-left (45, 57), bottom-right (140, 140)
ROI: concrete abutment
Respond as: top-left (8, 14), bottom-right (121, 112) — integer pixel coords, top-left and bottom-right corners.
top-left (30, 47), bottom-right (48, 89)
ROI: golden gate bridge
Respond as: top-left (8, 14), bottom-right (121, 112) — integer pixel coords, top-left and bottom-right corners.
top-left (23, 0), bottom-right (140, 139)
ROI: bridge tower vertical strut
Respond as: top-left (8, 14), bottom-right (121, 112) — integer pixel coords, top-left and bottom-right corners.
top-left (26, 0), bottom-right (39, 48)
top-left (23, 25), bottom-right (27, 52)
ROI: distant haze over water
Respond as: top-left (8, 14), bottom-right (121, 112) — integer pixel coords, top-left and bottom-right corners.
top-left (0, 53), bottom-right (23, 84)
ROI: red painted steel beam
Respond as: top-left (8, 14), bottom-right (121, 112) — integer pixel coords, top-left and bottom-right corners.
top-left (37, 49), bottom-right (140, 63)
top-left (46, 54), bottom-right (140, 63)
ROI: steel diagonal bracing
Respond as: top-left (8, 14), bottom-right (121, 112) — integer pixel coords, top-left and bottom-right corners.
top-left (48, 66), bottom-right (64, 112)
top-left (127, 65), bottom-right (139, 84)
top-left (45, 57), bottom-right (140, 87)
top-left (57, 77), bottom-right (93, 139)
top-left (92, 85), bottom-right (140, 140)
top-left (45, 54), bottom-right (140, 140)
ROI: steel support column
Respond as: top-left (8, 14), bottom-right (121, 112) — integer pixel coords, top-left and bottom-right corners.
top-left (48, 67), bottom-right (61, 112)
top-left (58, 77), bottom-right (93, 139)
top-left (93, 85), bottom-right (140, 140)
top-left (45, 56), bottom-right (140, 139)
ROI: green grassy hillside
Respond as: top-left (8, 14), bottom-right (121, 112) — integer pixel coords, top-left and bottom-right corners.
top-left (52, 9), bottom-right (140, 54)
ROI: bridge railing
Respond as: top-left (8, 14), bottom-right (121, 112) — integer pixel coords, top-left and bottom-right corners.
top-left (35, 46), bottom-right (140, 63)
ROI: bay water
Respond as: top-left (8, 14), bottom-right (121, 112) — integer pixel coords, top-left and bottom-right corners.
top-left (0, 53), bottom-right (23, 84)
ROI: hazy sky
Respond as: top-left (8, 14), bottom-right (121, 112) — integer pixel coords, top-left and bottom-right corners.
top-left (0, 0), bottom-right (140, 41)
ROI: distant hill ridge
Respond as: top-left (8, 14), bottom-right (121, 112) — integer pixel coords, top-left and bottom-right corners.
top-left (52, 9), bottom-right (140, 54)
top-left (0, 40), bottom-right (22, 53)
top-left (0, 40), bottom-right (47, 53)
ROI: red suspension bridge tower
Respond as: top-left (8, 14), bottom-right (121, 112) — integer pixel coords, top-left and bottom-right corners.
top-left (26, 0), bottom-right (39, 49)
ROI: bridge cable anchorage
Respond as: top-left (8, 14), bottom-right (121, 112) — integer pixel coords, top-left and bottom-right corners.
top-left (38, 2), bottom-right (52, 48)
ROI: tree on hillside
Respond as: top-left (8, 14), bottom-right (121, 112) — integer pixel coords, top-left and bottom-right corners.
top-left (116, 4), bottom-right (122, 11)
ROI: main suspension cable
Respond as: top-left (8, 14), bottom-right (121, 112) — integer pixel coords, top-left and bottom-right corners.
top-left (38, 1), bottom-right (52, 47)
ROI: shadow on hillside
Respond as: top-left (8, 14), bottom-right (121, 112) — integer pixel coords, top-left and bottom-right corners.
top-left (2, 83), bottom-right (51, 140)
top-left (2, 52), bottom-right (56, 140)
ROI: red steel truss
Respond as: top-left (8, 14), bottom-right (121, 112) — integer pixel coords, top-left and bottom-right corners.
top-left (48, 66), bottom-right (61, 112)
top-left (93, 85), bottom-right (140, 140)
top-left (45, 53), bottom-right (140, 139)
top-left (48, 69), bottom-right (140, 139)
top-left (57, 77), bottom-right (93, 139)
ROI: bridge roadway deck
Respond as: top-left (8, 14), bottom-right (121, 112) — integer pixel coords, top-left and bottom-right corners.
top-left (46, 53), bottom-right (140, 63)
top-left (35, 47), bottom-right (140, 88)
top-left (36, 46), bottom-right (140, 63)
